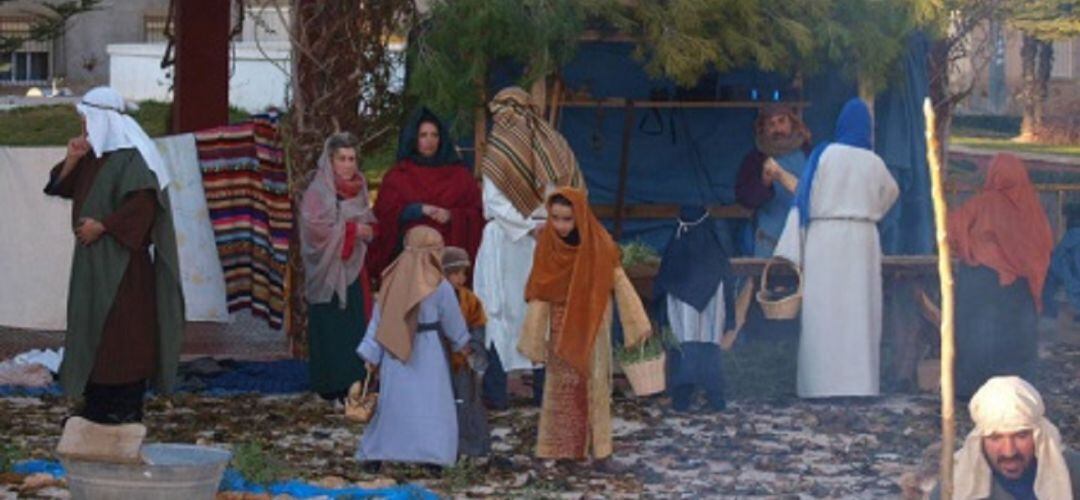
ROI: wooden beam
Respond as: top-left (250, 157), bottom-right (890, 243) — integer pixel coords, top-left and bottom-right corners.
top-left (629, 256), bottom-right (938, 278)
top-left (946, 182), bottom-right (1080, 193)
top-left (612, 101), bottom-right (635, 239)
top-left (730, 256), bottom-right (938, 277)
top-left (578, 30), bottom-right (638, 43)
top-left (561, 99), bottom-right (811, 109)
top-left (592, 204), bottom-right (750, 220)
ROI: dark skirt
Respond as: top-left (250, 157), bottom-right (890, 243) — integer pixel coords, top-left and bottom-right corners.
top-left (307, 279), bottom-right (367, 396)
top-left (955, 264), bottom-right (1038, 399)
top-left (667, 342), bottom-right (726, 412)
top-left (451, 369), bottom-right (491, 457)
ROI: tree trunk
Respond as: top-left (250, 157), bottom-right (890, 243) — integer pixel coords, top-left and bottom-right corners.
top-left (1035, 39), bottom-right (1054, 136)
top-left (927, 38), bottom-right (952, 164)
top-left (1019, 34), bottom-right (1038, 141)
top-left (1019, 35), bottom-right (1054, 142)
top-left (284, 0), bottom-right (412, 357)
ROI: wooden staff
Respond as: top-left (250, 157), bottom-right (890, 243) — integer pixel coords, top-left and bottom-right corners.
top-left (924, 98), bottom-right (956, 499)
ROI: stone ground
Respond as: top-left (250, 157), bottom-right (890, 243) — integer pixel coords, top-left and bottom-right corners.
top-left (0, 339), bottom-right (1076, 499)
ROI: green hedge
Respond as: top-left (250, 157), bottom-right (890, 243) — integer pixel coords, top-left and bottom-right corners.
top-left (952, 114), bottom-right (1022, 138)
top-left (0, 101), bottom-right (250, 146)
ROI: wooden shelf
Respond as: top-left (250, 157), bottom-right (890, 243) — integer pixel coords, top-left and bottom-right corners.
top-left (592, 203), bottom-right (751, 220)
top-left (728, 256), bottom-right (938, 277)
top-left (560, 99), bottom-right (809, 109)
top-left (625, 256), bottom-right (939, 277)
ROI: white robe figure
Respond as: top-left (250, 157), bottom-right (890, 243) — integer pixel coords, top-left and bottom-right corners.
top-left (775, 144), bottom-right (899, 398)
top-left (473, 177), bottom-right (541, 371)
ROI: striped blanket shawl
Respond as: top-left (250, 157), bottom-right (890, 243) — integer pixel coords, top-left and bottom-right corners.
top-left (481, 87), bottom-right (584, 217)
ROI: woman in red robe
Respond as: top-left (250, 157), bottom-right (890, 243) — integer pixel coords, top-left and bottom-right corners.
top-left (366, 108), bottom-right (484, 281)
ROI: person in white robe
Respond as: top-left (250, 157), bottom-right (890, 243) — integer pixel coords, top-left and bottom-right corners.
top-left (473, 86), bottom-right (585, 408)
top-left (774, 98), bottom-right (899, 399)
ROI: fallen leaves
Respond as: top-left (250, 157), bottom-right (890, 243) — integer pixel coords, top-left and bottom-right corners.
top-left (1, 342), bottom-right (1076, 497)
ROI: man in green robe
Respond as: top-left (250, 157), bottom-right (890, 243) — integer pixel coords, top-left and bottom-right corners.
top-left (44, 87), bottom-right (184, 424)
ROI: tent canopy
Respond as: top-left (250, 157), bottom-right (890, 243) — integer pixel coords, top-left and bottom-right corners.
top-left (480, 35), bottom-right (933, 256)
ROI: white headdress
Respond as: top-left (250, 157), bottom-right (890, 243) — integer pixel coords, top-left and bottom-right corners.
top-left (76, 87), bottom-right (170, 190)
top-left (953, 376), bottom-right (1072, 500)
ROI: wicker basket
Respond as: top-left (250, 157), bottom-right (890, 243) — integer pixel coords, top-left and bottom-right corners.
top-left (755, 257), bottom-right (803, 320)
top-left (345, 370), bottom-right (378, 423)
top-left (622, 349), bottom-right (666, 396)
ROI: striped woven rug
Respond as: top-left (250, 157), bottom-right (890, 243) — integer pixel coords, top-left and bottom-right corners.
top-left (195, 115), bottom-right (290, 329)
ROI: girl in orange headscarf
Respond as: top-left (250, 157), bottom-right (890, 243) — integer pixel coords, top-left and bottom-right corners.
top-left (518, 187), bottom-right (651, 461)
top-left (948, 153), bottom-right (1053, 399)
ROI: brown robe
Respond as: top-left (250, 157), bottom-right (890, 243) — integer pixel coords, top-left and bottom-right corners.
top-left (46, 154), bottom-right (159, 386)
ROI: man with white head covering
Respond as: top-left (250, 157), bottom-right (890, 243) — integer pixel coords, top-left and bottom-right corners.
top-left (44, 86), bottom-right (184, 424)
top-left (932, 376), bottom-right (1080, 499)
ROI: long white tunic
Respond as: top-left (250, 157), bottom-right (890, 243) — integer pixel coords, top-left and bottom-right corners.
top-left (473, 178), bottom-right (542, 371)
top-left (775, 144), bottom-right (899, 398)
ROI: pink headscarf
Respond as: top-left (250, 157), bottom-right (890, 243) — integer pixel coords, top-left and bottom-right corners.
top-left (299, 134), bottom-right (375, 307)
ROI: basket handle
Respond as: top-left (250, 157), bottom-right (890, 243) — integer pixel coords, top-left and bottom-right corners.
top-left (759, 257), bottom-right (803, 293)
top-left (360, 369), bottom-right (374, 399)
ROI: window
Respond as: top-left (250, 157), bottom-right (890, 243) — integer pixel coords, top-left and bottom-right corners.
top-left (0, 17), bottom-right (51, 84)
top-left (1051, 38), bottom-right (1076, 79)
top-left (144, 13), bottom-right (168, 43)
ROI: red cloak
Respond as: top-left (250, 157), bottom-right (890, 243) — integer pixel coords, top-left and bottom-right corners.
top-left (366, 158), bottom-right (484, 281)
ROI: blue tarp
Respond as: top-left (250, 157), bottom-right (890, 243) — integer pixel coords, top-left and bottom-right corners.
top-left (0, 384), bottom-right (62, 397)
top-left (186, 359), bottom-right (310, 396)
top-left (11, 461), bottom-right (437, 499)
top-left (218, 469), bottom-right (439, 499)
top-left (13, 460), bottom-right (66, 477)
top-left (487, 38), bottom-right (933, 255)
top-left (0, 359), bottom-right (311, 397)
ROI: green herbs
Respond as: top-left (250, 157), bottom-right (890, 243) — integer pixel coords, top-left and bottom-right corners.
top-left (616, 328), bottom-right (678, 365)
top-left (620, 241), bottom-right (660, 269)
top-left (231, 441), bottom-right (291, 486)
top-left (0, 443), bottom-right (24, 473)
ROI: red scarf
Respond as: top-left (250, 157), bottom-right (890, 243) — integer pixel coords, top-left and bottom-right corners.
top-left (335, 172), bottom-right (363, 199)
top-left (366, 158), bottom-right (484, 279)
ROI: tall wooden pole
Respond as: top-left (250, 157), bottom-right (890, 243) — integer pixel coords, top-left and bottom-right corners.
top-left (924, 97), bottom-right (956, 500)
top-left (612, 101), bottom-right (635, 240)
top-left (171, 0), bottom-right (230, 133)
